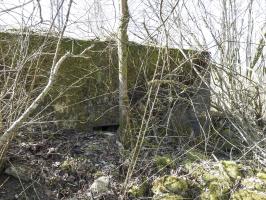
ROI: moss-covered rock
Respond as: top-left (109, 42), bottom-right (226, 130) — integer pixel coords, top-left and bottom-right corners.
top-left (152, 193), bottom-right (184, 200)
top-left (231, 169), bottom-right (266, 199)
top-left (151, 161), bottom-right (266, 200)
top-left (257, 172), bottom-right (266, 182)
top-left (152, 176), bottom-right (188, 196)
top-left (199, 180), bottom-right (230, 200)
top-left (221, 160), bottom-right (242, 180)
top-left (241, 177), bottom-right (266, 191)
top-left (128, 182), bottom-right (149, 198)
top-left (232, 190), bottom-right (266, 200)
top-left (185, 161), bottom-right (243, 199)
top-left (128, 185), bottom-right (145, 198)
top-left (200, 190), bottom-right (229, 200)
top-left (186, 160), bottom-right (241, 183)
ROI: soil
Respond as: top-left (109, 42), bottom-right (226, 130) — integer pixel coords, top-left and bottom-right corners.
top-left (0, 127), bottom-right (204, 200)
top-left (0, 128), bottom-right (124, 200)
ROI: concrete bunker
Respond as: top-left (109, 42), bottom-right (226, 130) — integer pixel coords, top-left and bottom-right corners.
top-left (0, 32), bottom-right (210, 136)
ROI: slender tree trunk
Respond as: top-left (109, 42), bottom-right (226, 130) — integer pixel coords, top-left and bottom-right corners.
top-left (118, 0), bottom-right (131, 149)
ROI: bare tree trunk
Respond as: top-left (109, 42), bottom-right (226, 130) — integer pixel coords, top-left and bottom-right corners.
top-left (118, 0), bottom-right (131, 149)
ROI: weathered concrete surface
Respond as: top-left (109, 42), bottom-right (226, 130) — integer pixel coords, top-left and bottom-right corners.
top-left (0, 32), bottom-right (210, 134)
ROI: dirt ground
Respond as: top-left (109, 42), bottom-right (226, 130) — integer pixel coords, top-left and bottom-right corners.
top-left (0, 126), bottom-right (203, 200)
top-left (0, 128), bottom-right (124, 200)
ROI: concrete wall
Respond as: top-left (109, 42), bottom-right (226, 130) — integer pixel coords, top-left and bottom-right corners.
top-left (0, 32), bottom-right (210, 133)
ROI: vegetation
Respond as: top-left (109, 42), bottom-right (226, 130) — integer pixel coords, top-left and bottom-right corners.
top-left (0, 0), bottom-right (265, 200)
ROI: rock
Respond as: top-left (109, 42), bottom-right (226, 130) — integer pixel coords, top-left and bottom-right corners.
top-left (87, 176), bottom-right (110, 196)
top-left (5, 164), bottom-right (33, 181)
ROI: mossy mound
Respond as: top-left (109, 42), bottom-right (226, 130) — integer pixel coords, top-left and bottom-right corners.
top-left (221, 160), bottom-right (242, 180)
top-left (185, 160), bottom-right (243, 199)
top-left (152, 176), bottom-right (189, 199)
top-left (232, 190), bottom-right (266, 200)
top-left (152, 193), bottom-right (184, 200)
top-left (128, 180), bottom-right (149, 198)
top-left (257, 172), bottom-right (266, 182)
top-left (150, 160), bottom-right (266, 199)
top-left (241, 176), bottom-right (266, 191)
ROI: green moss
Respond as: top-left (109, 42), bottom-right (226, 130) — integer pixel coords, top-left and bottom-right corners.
top-left (208, 181), bottom-right (230, 199)
top-left (232, 190), bottom-right (266, 200)
top-left (60, 157), bottom-right (77, 172)
top-left (257, 172), bottom-right (266, 182)
top-left (184, 162), bottom-right (205, 178)
top-left (128, 182), bottom-right (149, 198)
top-left (201, 191), bottom-right (229, 200)
top-left (185, 161), bottom-right (237, 200)
top-left (241, 177), bottom-right (266, 191)
top-left (164, 176), bottom-right (188, 194)
top-left (154, 155), bottom-right (174, 170)
top-left (232, 171), bottom-right (266, 199)
top-left (60, 156), bottom-right (88, 173)
top-left (152, 176), bottom-right (188, 195)
top-left (221, 161), bottom-right (242, 180)
top-left (153, 193), bottom-right (184, 200)
top-left (200, 177), bottom-right (230, 199)
top-left (182, 161), bottom-right (266, 200)
top-left (128, 185), bottom-right (144, 198)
